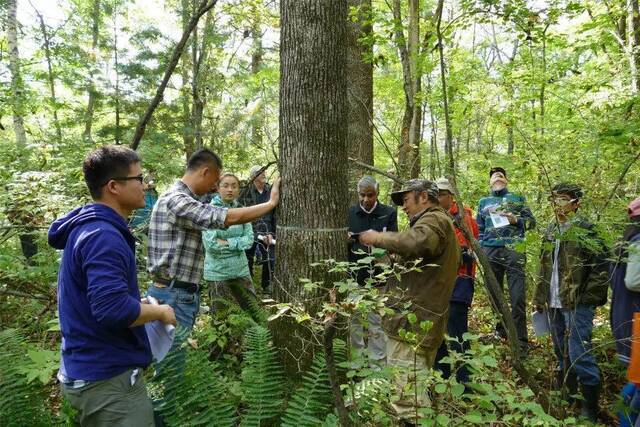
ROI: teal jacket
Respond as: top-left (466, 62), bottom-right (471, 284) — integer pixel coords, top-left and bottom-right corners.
top-left (202, 195), bottom-right (254, 281)
top-left (476, 188), bottom-right (536, 247)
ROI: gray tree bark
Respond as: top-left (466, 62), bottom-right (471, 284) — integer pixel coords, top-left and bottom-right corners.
top-left (7, 0), bottom-right (27, 148)
top-left (274, 0), bottom-right (349, 373)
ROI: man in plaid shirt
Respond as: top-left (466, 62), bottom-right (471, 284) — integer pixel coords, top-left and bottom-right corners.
top-left (147, 149), bottom-right (279, 386)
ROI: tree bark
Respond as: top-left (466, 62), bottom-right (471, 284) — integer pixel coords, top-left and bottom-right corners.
top-left (130, 0), bottom-right (217, 151)
top-left (7, 0), bottom-right (27, 148)
top-left (83, 0), bottom-right (100, 143)
top-left (347, 0), bottom-right (373, 202)
top-left (274, 0), bottom-right (349, 373)
top-left (392, 0), bottom-right (423, 190)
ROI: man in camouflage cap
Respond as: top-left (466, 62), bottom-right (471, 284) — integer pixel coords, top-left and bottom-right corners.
top-left (360, 179), bottom-right (460, 420)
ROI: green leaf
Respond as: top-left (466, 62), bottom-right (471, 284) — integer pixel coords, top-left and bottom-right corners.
top-left (407, 313), bottom-right (417, 325)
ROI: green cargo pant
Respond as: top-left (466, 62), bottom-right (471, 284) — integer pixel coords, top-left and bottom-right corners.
top-left (61, 368), bottom-right (154, 427)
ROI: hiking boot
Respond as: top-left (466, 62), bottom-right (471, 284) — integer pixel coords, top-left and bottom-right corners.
top-left (579, 383), bottom-right (600, 422)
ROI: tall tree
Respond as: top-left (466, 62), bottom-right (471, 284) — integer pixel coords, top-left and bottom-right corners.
top-left (630, 0), bottom-right (640, 92)
top-left (83, 0), bottom-right (101, 143)
top-left (274, 0), bottom-right (349, 371)
top-left (392, 0), bottom-right (428, 188)
top-left (7, 0), bottom-right (27, 148)
top-left (33, 6), bottom-right (63, 144)
top-left (250, 9), bottom-right (264, 147)
top-left (435, 0), bottom-right (454, 176)
top-left (346, 0), bottom-right (373, 166)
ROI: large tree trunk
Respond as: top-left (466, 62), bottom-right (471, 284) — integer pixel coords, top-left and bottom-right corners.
top-left (7, 0), bottom-right (27, 148)
top-left (274, 0), bottom-right (348, 373)
top-left (192, 10), bottom-right (214, 149)
top-left (83, 0), bottom-right (100, 143)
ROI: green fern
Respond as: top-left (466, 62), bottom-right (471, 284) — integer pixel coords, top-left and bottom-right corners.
top-left (239, 325), bottom-right (285, 426)
top-left (151, 348), bottom-right (237, 427)
top-left (0, 329), bottom-right (53, 426)
top-left (281, 352), bottom-right (334, 427)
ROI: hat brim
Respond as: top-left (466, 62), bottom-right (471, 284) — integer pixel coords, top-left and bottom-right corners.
top-left (390, 190), bottom-right (409, 206)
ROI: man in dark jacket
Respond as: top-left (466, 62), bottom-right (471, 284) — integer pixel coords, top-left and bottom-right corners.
top-left (240, 165), bottom-right (276, 294)
top-left (533, 183), bottom-right (608, 422)
top-left (49, 146), bottom-right (176, 426)
top-left (347, 176), bottom-right (398, 363)
top-left (477, 167), bottom-right (535, 352)
top-left (360, 179), bottom-right (460, 420)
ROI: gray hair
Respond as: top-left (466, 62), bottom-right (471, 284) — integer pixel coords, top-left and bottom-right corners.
top-left (357, 175), bottom-right (379, 192)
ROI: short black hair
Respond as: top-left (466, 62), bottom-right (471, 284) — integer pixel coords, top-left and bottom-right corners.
top-left (552, 183), bottom-right (583, 200)
top-left (187, 149), bottom-right (223, 171)
top-left (490, 166), bottom-right (507, 178)
top-left (83, 145), bottom-right (141, 200)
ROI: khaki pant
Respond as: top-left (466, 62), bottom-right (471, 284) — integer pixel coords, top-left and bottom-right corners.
top-left (386, 337), bottom-right (438, 421)
top-left (61, 368), bottom-right (154, 427)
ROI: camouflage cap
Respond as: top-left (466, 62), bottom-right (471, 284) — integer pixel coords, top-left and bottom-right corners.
top-left (390, 179), bottom-right (439, 206)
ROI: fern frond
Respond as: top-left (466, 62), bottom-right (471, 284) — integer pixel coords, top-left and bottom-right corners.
top-left (239, 325), bottom-right (285, 426)
top-left (0, 329), bottom-right (53, 426)
top-left (281, 353), bottom-right (334, 427)
top-left (151, 349), bottom-right (237, 427)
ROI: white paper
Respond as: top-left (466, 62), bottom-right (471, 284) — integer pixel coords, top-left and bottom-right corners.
top-left (144, 296), bottom-right (175, 362)
top-left (490, 213), bottom-right (511, 228)
top-left (531, 310), bottom-right (550, 337)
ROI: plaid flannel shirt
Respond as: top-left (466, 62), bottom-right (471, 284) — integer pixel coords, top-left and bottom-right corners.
top-left (148, 181), bottom-right (228, 284)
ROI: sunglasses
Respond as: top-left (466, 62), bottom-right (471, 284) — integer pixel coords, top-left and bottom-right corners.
top-left (103, 174), bottom-right (145, 186)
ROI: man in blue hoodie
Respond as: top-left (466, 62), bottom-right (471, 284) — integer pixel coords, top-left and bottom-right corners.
top-left (49, 145), bottom-right (176, 426)
top-left (476, 167), bottom-right (535, 353)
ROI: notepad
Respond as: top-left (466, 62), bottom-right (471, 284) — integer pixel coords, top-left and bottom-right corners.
top-left (144, 296), bottom-right (176, 362)
top-left (490, 213), bottom-right (511, 228)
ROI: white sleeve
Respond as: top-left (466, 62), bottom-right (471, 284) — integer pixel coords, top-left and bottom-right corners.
top-left (625, 241), bottom-right (640, 291)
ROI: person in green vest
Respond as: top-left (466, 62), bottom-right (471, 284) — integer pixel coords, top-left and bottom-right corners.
top-left (202, 172), bottom-right (258, 318)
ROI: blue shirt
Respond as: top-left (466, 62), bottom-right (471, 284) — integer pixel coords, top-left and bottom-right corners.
top-left (49, 203), bottom-right (151, 381)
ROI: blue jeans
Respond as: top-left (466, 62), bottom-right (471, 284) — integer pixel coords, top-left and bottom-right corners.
top-left (435, 302), bottom-right (470, 384)
top-left (146, 284), bottom-right (200, 381)
top-left (549, 306), bottom-right (600, 386)
top-left (484, 246), bottom-right (528, 350)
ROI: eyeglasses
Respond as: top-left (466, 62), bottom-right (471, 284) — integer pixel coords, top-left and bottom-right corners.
top-left (104, 174), bottom-right (145, 186)
top-left (548, 196), bottom-right (577, 207)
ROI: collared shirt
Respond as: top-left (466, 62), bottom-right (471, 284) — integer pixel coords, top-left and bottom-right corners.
top-left (549, 221), bottom-right (571, 309)
top-left (148, 180), bottom-right (228, 284)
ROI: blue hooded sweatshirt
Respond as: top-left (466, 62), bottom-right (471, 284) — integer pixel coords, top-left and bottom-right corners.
top-left (49, 203), bottom-right (151, 381)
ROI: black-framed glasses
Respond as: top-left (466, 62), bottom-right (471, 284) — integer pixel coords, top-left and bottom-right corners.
top-left (104, 174), bottom-right (144, 186)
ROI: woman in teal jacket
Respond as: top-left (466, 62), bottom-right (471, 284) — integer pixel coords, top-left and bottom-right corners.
top-left (203, 173), bottom-right (257, 315)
